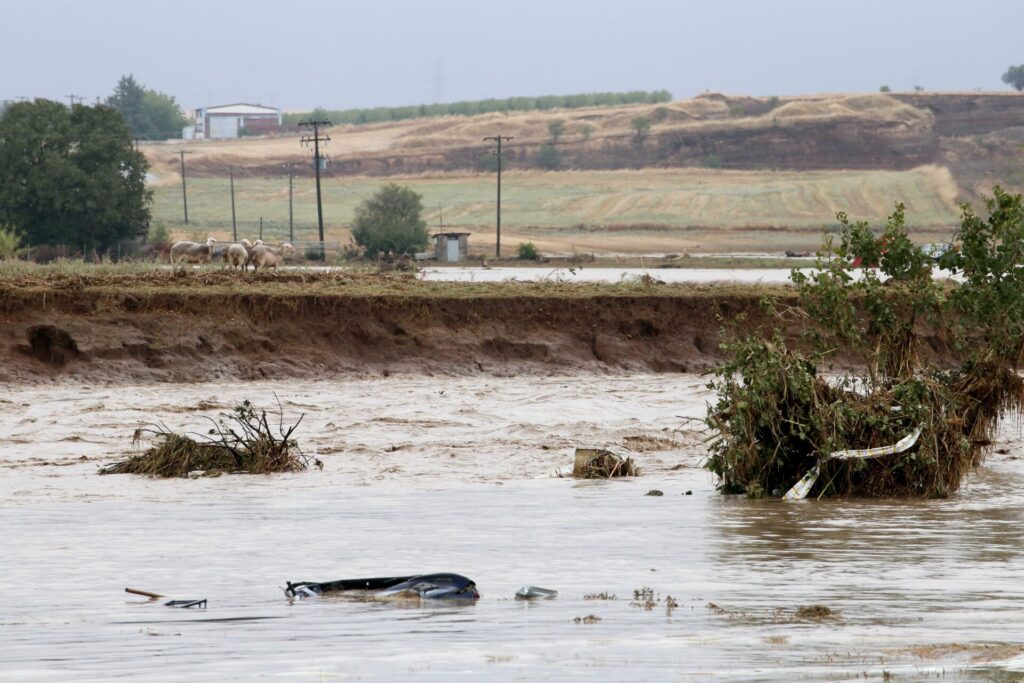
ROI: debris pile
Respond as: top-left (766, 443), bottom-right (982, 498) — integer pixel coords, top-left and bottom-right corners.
top-left (101, 399), bottom-right (319, 477)
top-left (572, 448), bottom-right (638, 478)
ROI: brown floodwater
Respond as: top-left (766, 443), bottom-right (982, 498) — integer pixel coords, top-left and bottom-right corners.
top-left (2, 375), bottom-right (1023, 681)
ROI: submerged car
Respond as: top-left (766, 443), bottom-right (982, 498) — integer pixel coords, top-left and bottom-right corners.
top-left (285, 573), bottom-right (480, 600)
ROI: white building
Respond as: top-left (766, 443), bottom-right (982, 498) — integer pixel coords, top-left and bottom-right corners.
top-left (184, 103), bottom-right (282, 139)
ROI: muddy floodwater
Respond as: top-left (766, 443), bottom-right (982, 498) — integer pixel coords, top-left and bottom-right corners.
top-left (3, 375), bottom-right (1024, 681)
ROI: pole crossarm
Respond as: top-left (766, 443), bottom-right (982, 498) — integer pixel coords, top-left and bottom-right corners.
top-left (299, 120), bottom-right (332, 259)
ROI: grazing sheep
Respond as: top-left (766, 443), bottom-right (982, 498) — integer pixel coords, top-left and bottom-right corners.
top-left (170, 237), bottom-right (216, 264)
top-left (226, 243), bottom-right (249, 271)
top-left (250, 243), bottom-right (295, 272)
top-left (240, 239), bottom-right (253, 250)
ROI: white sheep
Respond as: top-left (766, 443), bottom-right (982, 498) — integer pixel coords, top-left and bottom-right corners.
top-left (226, 243), bottom-right (249, 271)
top-left (240, 239), bottom-right (253, 250)
top-left (170, 237), bottom-right (216, 264)
top-left (250, 243), bottom-right (295, 272)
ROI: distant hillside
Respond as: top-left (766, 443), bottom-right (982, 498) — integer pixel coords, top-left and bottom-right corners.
top-left (145, 91), bottom-right (1024, 207)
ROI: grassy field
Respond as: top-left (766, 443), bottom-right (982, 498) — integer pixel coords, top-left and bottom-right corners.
top-left (151, 166), bottom-right (961, 254)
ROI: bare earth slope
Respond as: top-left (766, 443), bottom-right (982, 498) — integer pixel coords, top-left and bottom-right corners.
top-left (0, 272), bottom-right (958, 385)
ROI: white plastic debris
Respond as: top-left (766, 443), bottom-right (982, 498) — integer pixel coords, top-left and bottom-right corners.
top-left (783, 427), bottom-right (923, 500)
top-left (515, 585), bottom-right (558, 600)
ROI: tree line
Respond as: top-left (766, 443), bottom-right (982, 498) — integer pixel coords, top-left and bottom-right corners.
top-left (283, 90), bottom-right (672, 127)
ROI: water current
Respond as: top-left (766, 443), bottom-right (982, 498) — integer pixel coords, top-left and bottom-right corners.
top-left (2, 375), bottom-right (1022, 681)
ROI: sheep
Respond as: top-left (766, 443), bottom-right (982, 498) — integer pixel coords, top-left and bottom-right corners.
top-left (250, 243), bottom-right (295, 272)
top-left (169, 237), bottom-right (216, 264)
top-left (240, 239), bottom-right (253, 250)
top-left (226, 243), bottom-right (249, 271)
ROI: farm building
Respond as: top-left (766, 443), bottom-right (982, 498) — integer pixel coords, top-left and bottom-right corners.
top-left (433, 232), bottom-right (471, 262)
top-left (184, 103), bottom-right (282, 139)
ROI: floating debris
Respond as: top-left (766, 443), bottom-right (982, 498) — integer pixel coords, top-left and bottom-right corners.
top-left (584, 592), bottom-right (616, 600)
top-left (572, 448), bottom-right (638, 478)
top-left (795, 604), bottom-right (836, 619)
top-left (165, 599), bottom-right (207, 609)
top-left (645, 489), bottom-right (664, 496)
top-left (573, 614), bottom-right (601, 624)
top-left (100, 399), bottom-right (320, 478)
top-left (515, 586), bottom-right (558, 600)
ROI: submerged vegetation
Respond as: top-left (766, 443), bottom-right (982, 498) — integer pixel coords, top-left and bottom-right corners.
top-left (101, 400), bottom-right (320, 477)
top-left (706, 188), bottom-right (1024, 498)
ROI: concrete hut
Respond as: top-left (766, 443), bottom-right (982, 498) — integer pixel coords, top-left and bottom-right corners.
top-left (433, 232), bottom-right (471, 263)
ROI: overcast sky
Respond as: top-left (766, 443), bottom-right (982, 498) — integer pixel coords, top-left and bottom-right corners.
top-left (2, 0), bottom-right (1022, 111)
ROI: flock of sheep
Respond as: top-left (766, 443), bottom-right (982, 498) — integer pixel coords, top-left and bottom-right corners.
top-left (169, 237), bottom-right (297, 272)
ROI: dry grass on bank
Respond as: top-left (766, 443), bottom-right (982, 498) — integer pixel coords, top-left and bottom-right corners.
top-left (0, 265), bottom-right (793, 301)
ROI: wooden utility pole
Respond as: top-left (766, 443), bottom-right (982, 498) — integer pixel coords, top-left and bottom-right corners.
top-left (483, 135), bottom-right (513, 257)
top-left (287, 163), bottom-right (294, 243)
top-left (230, 167), bottom-right (237, 241)
top-left (177, 150), bottom-right (192, 224)
top-left (300, 120), bottom-right (331, 260)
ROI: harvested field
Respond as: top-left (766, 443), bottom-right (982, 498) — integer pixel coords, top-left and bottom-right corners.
top-left (149, 166), bottom-right (961, 254)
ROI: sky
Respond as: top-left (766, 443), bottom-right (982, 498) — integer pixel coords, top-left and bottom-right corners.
top-left (2, 0), bottom-right (1022, 111)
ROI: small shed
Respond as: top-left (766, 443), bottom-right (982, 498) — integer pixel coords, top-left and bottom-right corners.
top-left (433, 232), bottom-right (471, 263)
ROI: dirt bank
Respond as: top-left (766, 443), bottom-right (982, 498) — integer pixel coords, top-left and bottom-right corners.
top-left (0, 271), bottom-right (958, 384)
top-left (0, 272), bottom-right (787, 384)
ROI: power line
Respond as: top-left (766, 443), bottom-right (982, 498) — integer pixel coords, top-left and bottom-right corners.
top-left (300, 119), bottom-right (331, 260)
top-left (483, 135), bottom-right (513, 257)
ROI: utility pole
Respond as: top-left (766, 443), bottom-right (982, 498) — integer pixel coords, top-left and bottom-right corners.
top-left (230, 167), bottom-right (237, 241)
top-left (300, 120), bottom-right (331, 260)
top-left (483, 135), bottom-right (513, 257)
top-left (177, 150), bottom-right (192, 225)
top-left (287, 163), bottom-right (294, 243)
top-left (66, 94), bottom-right (84, 107)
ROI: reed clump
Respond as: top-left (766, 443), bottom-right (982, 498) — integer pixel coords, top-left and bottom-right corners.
top-left (100, 399), bottom-right (320, 477)
top-left (707, 188), bottom-right (1024, 498)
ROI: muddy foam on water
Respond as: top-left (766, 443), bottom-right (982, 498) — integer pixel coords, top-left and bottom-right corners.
top-left (2, 375), bottom-right (1023, 681)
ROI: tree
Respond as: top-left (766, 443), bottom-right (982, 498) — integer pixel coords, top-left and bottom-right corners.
top-left (547, 119), bottom-right (565, 142)
top-left (708, 189), bottom-right (1024, 499)
top-left (106, 74), bottom-right (188, 140)
top-left (0, 99), bottom-right (151, 254)
top-left (537, 143), bottom-right (561, 170)
top-left (879, 85), bottom-right (891, 92)
top-left (1002, 65), bottom-right (1024, 91)
top-left (631, 116), bottom-right (651, 145)
top-left (578, 123), bottom-right (595, 141)
top-left (351, 183), bottom-right (428, 257)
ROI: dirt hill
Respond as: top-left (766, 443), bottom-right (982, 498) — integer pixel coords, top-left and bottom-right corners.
top-left (146, 92), bottom-right (1023, 185)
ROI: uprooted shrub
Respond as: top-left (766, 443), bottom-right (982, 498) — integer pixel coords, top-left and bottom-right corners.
top-left (706, 188), bottom-right (1024, 498)
top-left (100, 400), bottom-right (322, 477)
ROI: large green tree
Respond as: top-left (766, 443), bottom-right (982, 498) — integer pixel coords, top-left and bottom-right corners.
top-left (351, 183), bottom-right (429, 257)
top-left (1002, 65), bottom-right (1024, 91)
top-left (107, 74), bottom-right (189, 139)
top-left (0, 99), bottom-right (151, 253)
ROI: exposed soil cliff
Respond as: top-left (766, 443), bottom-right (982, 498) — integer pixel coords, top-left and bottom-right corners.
top-left (0, 273), bottom-right (955, 385)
